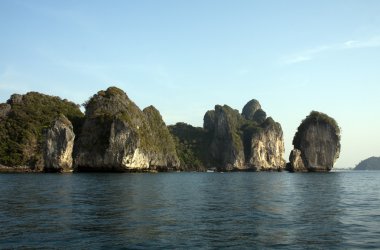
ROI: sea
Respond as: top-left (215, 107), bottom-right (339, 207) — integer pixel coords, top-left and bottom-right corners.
top-left (1, 171), bottom-right (379, 249)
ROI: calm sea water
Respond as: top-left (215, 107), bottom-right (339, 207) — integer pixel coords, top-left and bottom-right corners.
top-left (1, 171), bottom-right (380, 249)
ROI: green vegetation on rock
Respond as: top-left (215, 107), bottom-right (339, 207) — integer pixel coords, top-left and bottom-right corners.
top-left (75, 86), bottom-right (179, 171)
top-left (168, 122), bottom-right (212, 171)
top-left (293, 111), bottom-right (341, 148)
top-left (0, 92), bottom-right (83, 168)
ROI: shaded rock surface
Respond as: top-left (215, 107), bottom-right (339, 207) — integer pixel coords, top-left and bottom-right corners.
top-left (354, 157), bottom-right (380, 170)
top-left (44, 115), bottom-right (75, 172)
top-left (208, 105), bottom-right (245, 170)
top-left (170, 99), bottom-right (285, 171)
top-left (287, 149), bottom-right (307, 172)
top-left (287, 111), bottom-right (341, 172)
top-left (74, 87), bottom-right (180, 172)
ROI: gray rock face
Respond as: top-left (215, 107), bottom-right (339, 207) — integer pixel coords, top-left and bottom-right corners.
top-left (43, 115), bottom-right (75, 172)
top-left (74, 87), bottom-right (180, 172)
top-left (242, 99), bottom-right (261, 120)
top-left (288, 149), bottom-right (307, 172)
top-left (208, 105), bottom-right (245, 170)
top-left (288, 111), bottom-right (341, 172)
top-left (203, 100), bottom-right (285, 171)
top-left (248, 118), bottom-right (286, 171)
top-left (203, 110), bottom-right (216, 131)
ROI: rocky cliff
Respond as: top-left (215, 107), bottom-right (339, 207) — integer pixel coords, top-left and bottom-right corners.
top-left (0, 92), bottom-right (83, 171)
top-left (207, 105), bottom-right (246, 170)
top-left (74, 87), bottom-right (180, 172)
top-left (170, 99), bottom-right (286, 171)
top-left (247, 118), bottom-right (285, 171)
top-left (287, 111), bottom-right (341, 172)
top-left (43, 114), bottom-right (75, 172)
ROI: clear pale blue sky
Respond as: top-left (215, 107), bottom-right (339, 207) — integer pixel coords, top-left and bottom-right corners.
top-left (1, 0), bottom-right (379, 168)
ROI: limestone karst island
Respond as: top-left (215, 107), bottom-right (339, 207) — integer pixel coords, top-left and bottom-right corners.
top-left (0, 87), bottom-right (341, 173)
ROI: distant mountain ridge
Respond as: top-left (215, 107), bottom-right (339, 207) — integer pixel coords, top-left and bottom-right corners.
top-left (354, 157), bottom-right (380, 170)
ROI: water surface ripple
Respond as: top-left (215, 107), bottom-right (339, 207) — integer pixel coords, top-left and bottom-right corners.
top-left (1, 172), bottom-right (380, 249)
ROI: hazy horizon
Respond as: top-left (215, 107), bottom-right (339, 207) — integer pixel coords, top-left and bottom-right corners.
top-left (1, 0), bottom-right (379, 168)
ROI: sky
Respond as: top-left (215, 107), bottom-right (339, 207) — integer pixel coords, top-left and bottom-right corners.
top-left (1, 0), bottom-right (379, 168)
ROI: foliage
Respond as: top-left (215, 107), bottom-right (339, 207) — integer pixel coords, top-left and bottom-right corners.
top-left (0, 92), bottom-right (83, 167)
top-left (168, 122), bottom-right (212, 170)
top-left (82, 86), bottom-right (127, 113)
top-left (142, 105), bottom-right (178, 158)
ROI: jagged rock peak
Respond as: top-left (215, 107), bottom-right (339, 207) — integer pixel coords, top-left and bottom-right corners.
top-left (288, 111), bottom-right (341, 172)
top-left (242, 99), bottom-right (267, 123)
top-left (43, 114), bottom-right (75, 173)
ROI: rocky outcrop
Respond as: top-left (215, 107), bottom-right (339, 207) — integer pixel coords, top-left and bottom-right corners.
top-left (287, 111), bottom-right (341, 172)
top-left (0, 87), bottom-right (289, 173)
top-left (354, 157), bottom-right (380, 170)
top-left (74, 87), bottom-right (180, 172)
top-left (171, 99), bottom-right (286, 171)
top-left (0, 92), bottom-right (83, 170)
top-left (242, 99), bottom-right (267, 124)
top-left (287, 149), bottom-right (306, 172)
top-left (207, 105), bottom-right (245, 171)
top-left (248, 118), bottom-right (286, 171)
top-left (43, 115), bottom-right (75, 172)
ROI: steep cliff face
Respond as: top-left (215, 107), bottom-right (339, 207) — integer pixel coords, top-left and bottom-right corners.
top-left (44, 115), bottom-right (75, 172)
top-left (248, 118), bottom-right (286, 171)
top-left (208, 105), bottom-right (245, 170)
top-left (74, 87), bottom-right (180, 172)
top-left (288, 111), bottom-right (341, 172)
top-left (190, 100), bottom-right (286, 171)
top-left (0, 92), bottom-right (83, 170)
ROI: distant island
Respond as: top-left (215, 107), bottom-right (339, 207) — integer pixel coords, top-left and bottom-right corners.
top-left (354, 157), bottom-right (380, 170)
top-left (0, 86), bottom-right (341, 173)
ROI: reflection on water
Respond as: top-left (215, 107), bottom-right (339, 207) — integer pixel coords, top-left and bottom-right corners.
top-left (0, 172), bottom-right (380, 248)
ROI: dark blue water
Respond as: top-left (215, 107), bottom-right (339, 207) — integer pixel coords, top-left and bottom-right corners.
top-left (1, 171), bottom-right (380, 249)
